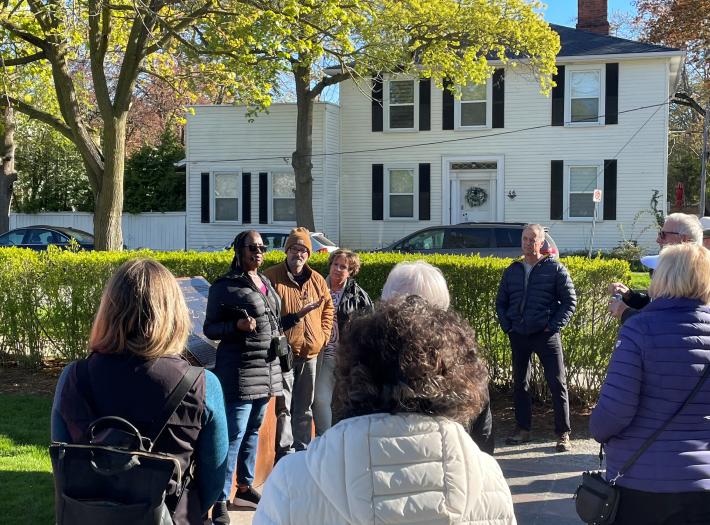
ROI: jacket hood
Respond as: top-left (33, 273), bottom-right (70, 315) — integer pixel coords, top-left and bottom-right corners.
top-left (299, 413), bottom-right (502, 524)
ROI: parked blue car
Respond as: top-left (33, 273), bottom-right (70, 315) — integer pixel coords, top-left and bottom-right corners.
top-left (0, 226), bottom-right (95, 250)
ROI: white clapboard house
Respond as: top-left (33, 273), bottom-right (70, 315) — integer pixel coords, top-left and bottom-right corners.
top-left (184, 1), bottom-right (684, 252)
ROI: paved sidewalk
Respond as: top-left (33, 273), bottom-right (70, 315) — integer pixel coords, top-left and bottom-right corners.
top-left (227, 434), bottom-right (598, 524)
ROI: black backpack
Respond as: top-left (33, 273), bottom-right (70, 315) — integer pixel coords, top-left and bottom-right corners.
top-left (49, 360), bottom-right (202, 525)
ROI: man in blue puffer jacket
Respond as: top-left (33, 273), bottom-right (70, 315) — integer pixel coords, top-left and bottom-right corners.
top-left (496, 224), bottom-right (576, 452)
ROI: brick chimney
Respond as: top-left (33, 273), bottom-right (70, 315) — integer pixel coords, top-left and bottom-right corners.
top-left (577, 0), bottom-right (610, 35)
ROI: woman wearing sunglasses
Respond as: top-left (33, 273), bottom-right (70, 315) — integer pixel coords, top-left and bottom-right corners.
top-left (204, 230), bottom-right (319, 522)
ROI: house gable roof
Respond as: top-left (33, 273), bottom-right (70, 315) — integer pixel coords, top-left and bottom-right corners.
top-left (551, 24), bottom-right (679, 57)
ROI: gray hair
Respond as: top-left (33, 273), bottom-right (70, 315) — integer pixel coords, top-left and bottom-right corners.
top-left (524, 223), bottom-right (545, 239)
top-left (664, 213), bottom-right (703, 245)
top-left (381, 260), bottom-right (450, 309)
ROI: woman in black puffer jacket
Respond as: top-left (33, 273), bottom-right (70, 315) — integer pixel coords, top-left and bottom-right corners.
top-left (204, 230), bottom-right (317, 522)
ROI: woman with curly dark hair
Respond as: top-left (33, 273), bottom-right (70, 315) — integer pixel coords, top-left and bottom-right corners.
top-left (253, 296), bottom-right (516, 525)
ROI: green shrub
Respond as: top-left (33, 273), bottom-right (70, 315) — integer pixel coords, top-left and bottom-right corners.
top-left (0, 248), bottom-right (628, 401)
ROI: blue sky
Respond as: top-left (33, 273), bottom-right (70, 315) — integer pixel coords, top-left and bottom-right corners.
top-left (542, 0), bottom-right (636, 26)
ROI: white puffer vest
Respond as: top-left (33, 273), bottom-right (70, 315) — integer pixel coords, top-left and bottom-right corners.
top-left (254, 413), bottom-right (517, 525)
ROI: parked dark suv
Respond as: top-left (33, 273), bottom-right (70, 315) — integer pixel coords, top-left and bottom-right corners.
top-left (381, 222), bottom-right (558, 257)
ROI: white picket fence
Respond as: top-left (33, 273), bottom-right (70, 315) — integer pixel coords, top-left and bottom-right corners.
top-left (10, 212), bottom-right (186, 251)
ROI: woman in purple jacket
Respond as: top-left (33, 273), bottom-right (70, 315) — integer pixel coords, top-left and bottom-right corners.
top-left (590, 243), bottom-right (710, 524)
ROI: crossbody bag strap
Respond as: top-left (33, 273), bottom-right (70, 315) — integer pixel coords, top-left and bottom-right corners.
top-left (147, 366), bottom-right (202, 447)
top-left (610, 362), bottom-right (710, 483)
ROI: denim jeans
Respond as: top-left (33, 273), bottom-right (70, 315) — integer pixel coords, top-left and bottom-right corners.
top-left (313, 350), bottom-right (337, 435)
top-left (219, 397), bottom-right (269, 501)
top-left (509, 330), bottom-right (570, 435)
top-left (274, 356), bottom-right (318, 459)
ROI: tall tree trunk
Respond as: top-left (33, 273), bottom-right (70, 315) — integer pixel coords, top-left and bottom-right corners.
top-left (292, 65), bottom-right (315, 231)
top-left (93, 116), bottom-right (126, 250)
top-left (0, 105), bottom-right (17, 234)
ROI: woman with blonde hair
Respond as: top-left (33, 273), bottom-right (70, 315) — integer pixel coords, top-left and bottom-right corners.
top-left (51, 259), bottom-right (228, 524)
top-left (590, 243), bottom-right (710, 524)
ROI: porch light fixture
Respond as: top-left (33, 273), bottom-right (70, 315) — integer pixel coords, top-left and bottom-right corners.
top-left (507, 190), bottom-right (517, 200)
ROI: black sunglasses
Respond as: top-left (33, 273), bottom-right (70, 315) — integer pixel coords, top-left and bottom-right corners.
top-left (247, 244), bottom-right (268, 253)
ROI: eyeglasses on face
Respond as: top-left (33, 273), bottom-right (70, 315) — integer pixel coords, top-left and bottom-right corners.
top-left (247, 244), bottom-right (268, 253)
top-left (288, 246), bottom-right (309, 255)
top-left (657, 230), bottom-right (681, 240)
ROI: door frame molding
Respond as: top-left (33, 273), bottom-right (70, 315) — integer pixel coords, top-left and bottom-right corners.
top-left (441, 155), bottom-right (505, 225)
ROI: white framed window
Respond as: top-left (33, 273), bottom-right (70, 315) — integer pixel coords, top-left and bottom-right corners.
top-left (269, 171), bottom-right (297, 224)
top-left (566, 66), bottom-right (605, 125)
top-left (384, 78), bottom-right (418, 131)
top-left (455, 80), bottom-right (492, 129)
top-left (212, 172), bottom-right (240, 222)
top-left (385, 167), bottom-right (418, 220)
top-left (564, 162), bottom-right (604, 221)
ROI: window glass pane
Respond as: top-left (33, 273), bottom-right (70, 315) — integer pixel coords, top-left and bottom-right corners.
top-left (569, 167), bottom-right (598, 192)
top-left (571, 98), bottom-right (599, 122)
top-left (445, 228), bottom-right (491, 249)
top-left (461, 102), bottom-right (486, 126)
top-left (215, 198), bottom-right (239, 221)
top-left (403, 230), bottom-right (444, 250)
top-left (0, 230), bottom-right (26, 245)
top-left (389, 106), bottom-right (414, 128)
top-left (495, 228), bottom-right (523, 248)
top-left (450, 162), bottom-right (497, 170)
top-left (64, 229), bottom-right (93, 243)
top-left (569, 193), bottom-right (595, 217)
top-left (389, 80), bottom-right (414, 104)
top-left (390, 195), bottom-right (414, 217)
top-left (312, 234), bottom-right (335, 246)
top-left (571, 71), bottom-right (599, 98)
top-left (261, 234), bottom-right (286, 249)
top-left (273, 198), bottom-right (296, 222)
top-left (273, 172), bottom-right (295, 198)
top-left (461, 83), bottom-right (486, 101)
top-left (389, 169), bottom-right (414, 193)
top-left (215, 173), bottom-right (238, 198)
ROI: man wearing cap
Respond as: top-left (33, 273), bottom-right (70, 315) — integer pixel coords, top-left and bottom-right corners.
top-left (701, 217), bottom-right (710, 250)
top-left (264, 227), bottom-right (334, 461)
top-left (608, 213), bottom-right (704, 323)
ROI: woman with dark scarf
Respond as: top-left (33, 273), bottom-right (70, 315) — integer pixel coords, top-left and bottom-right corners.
top-left (204, 230), bottom-right (319, 522)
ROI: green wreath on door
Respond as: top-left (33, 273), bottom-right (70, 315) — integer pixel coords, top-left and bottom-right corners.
top-left (465, 186), bottom-right (488, 207)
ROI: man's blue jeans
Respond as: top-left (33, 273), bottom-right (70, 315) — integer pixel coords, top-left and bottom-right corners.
top-left (219, 397), bottom-right (269, 501)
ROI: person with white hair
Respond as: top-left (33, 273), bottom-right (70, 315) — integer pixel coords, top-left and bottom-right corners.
top-left (609, 213), bottom-right (704, 323)
top-left (381, 260), bottom-right (494, 454)
top-left (701, 216), bottom-right (710, 250)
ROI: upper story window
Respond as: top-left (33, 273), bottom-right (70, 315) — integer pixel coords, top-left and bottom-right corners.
top-left (455, 80), bottom-right (491, 129)
top-left (213, 172), bottom-right (240, 222)
top-left (385, 79), bottom-right (418, 131)
top-left (270, 171), bottom-right (296, 223)
top-left (385, 167), bottom-right (417, 219)
top-left (566, 67), bottom-right (604, 125)
top-left (565, 163), bottom-right (603, 220)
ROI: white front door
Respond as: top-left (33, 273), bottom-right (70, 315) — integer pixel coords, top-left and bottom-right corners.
top-left (454, 173), bottom-right (496, 223)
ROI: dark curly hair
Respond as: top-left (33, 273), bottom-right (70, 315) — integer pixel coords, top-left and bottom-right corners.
top-left (333, 295), bottom-right (489, 425)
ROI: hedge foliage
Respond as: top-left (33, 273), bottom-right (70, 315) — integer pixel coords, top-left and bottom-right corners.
top-left (0, 248), bottom-right (629, 401)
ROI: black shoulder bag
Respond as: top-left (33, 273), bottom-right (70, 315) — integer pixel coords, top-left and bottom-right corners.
top-left (50, 361), bottom-right (202, 525)
top-left (575, 363), bottom-right (710, 525)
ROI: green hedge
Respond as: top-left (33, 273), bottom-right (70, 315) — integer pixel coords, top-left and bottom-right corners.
top-left (0, 248), bottom-right (629, 401)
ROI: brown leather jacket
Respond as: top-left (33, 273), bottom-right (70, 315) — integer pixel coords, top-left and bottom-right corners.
top-left (264, 262), bottom-right (334, 360)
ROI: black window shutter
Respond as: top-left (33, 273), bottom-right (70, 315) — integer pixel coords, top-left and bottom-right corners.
top-left (551, 65), bottom-right (565, 126)
top-left (200, 172), bottom-right (210, 223)
top-left (419, 79), bottom-right (431, 131)
top-left (259, 172), bottom-right (268, 224)
top-left (442, 79), bottom-right (454, 130)
top-left (550, 160), bottom-right (564, 220)
top-left (418, 163), bottom-right (431, 221)
top-left (492, 68), bottom-right (505, 128)
top-left (372, 164), bottom-right (384, 221)
top-left (242, 172), bottom-right (251, 223)
top-left (605, 63), bottom-right (619, 125)
top-left (603, 160), bottom-right (617, 220)
top-left (372, 76), bottom-right (383, 132)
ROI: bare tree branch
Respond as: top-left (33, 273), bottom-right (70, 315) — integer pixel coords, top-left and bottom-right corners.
top-left (0, 51), bottom-right (46, 66)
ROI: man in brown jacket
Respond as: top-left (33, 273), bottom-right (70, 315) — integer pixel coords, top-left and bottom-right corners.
top-left (264, 227), bottom-right (334, 460)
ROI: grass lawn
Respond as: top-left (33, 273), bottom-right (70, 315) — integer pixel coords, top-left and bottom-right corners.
top-left (629, 271), bottom-right (650, 291)
top-left (0, 393), bottom-right (54, 524)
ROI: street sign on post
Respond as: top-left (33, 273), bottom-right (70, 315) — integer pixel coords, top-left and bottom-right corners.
top-left (593, 189), bottom-right (603, 203)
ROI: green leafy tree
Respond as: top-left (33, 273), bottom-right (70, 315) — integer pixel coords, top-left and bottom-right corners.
top-left (0, 0), bottom-right (276, 249)
top-left (124, 131), bottom-right (185, 213)
top-left (206, 0), bottom-right (560, 230)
